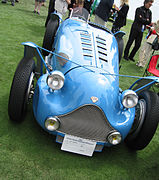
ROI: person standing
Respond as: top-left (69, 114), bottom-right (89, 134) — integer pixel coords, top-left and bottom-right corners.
top-left (124, 0), bottom-right (154, 62)
top-left (137, 20), bottom-right (159, 67)
top-left (54, 0), bottom-right (71, 19)
top-left (68, 0), bottom-right (76, 15)
top-left (111, 0), bottom-right (129, 33)
top-left (34, 0), bottom-right (45, 15)
top-left (45, 0), bottom-right (70, 27)
top-left (94, 0), bottom-right (114, 27)
top-left (84, 0), bottom-right (94, 13)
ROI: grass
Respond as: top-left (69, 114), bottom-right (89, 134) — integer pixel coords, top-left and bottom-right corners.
top-left (0, 1), bottom-right (159, 180)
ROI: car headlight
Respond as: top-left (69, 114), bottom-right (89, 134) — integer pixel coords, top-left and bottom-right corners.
top-left (107, 132), bottom-right (122, 145)
top-left (121, 90), bottom-right (138, 108)
top-left (45, 117), bottom-right (60, 131)
top-left (47, 71), bottom-right (65, 90)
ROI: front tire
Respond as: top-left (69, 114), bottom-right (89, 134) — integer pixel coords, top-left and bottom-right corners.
top-left (42, 16), bottom-right (59, 56)
top-left (125, 91), bottom-right (159, 150)
top-left (8, 58), bottom-right (35, 122)
top-left (116, 37), bottom-right (124, 63)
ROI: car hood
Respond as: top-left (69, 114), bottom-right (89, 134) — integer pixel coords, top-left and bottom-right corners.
top-left (52, 19), bottom-right (119, 75)
top-left (35, 65), bottom-right (119, 119)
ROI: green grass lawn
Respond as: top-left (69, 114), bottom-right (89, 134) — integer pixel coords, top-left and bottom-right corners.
top-left (0, 1), bottom-right (159, 179)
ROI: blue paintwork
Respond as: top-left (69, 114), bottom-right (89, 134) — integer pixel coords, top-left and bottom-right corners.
top-left (17, 9), bottom-right (159, 155)
top-left (19, 7), bottom-right (159, 153)
top-left (52, 18), bottom-right (116, 71)
top-left (33, 68), bottom-right (135, 140)
top-left (31, 14), bottom-right (137, 150)
top-left (27, 10), bottom-right (159, 152)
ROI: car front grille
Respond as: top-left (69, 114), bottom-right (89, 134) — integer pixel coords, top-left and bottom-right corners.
top-left (57, 105), bottom-right (115, 142)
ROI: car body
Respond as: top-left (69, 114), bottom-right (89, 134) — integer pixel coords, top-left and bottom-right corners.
top-left (8, 8), bottom-right (159, 156)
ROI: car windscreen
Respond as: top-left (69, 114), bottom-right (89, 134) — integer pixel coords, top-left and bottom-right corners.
top-left (70, 7), bottom-right (89, 22)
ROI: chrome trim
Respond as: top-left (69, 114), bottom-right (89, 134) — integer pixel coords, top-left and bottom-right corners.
top-left (27, 72), bottom-right (34, 102)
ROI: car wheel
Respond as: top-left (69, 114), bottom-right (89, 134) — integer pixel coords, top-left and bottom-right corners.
top-left (8, 58), bottom-right (35, 122)
top-left (116, 37), bottom-right (124, 63)
top-left (125, 90), bottom-right (159, 150)
top-left (42, 17), bottom-right (59, 56)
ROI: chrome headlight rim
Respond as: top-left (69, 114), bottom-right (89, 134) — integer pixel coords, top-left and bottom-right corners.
top-left (47, 70), bottom-right (65, 90)
top-left (107, 131), bottom-right (122, 145)
top-left (121, 90), bottom-right (138, 109)
top-left (45, 117), bottom-right (60, 131)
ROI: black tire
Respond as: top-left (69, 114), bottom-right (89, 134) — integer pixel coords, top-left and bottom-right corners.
top-left (42, 17), bottom-right (59, 56)
top-left (125, 91), bottom-right (159, 150)
top-left (116, 37), bottom-right (124, 63)
top-left (8, 58), bottom-right (35, 122)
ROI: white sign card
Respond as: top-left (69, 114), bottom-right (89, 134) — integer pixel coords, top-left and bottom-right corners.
top-left (61, 134), bottom-right (96, 156)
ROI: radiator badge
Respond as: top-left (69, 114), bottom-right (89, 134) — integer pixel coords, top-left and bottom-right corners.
top-left (91, 96), bottom-right (98, 103)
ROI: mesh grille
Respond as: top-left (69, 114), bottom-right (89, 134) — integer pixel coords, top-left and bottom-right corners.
top-left (57, 105), bottom-right (115, 142)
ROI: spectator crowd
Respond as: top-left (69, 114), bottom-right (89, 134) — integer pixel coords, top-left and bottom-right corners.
top-left (1, 0), bottom-right (159, 68)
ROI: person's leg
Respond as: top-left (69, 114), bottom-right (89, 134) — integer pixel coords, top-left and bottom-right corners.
top-left (34, 0), bottom-right (38, 12)
top-left (129, 32), bottom-right (143, 60)
top-left (111, 24), bottom-right (120, 33)
top-left (42, 0), bottom-right (46, 6)
top-left (124, 28), bottom-right (136, 59)
top-left (138, 42), bottom-right (152, 67)
top-left (37, 2), bottom-right (42, 14)
top-left (111, 24), bottom-right (116, 33)
top-left (84, 1), bottom-right (92, 13)
top-left (138, 41), bottom-right (147, 67)
top-left (95, 15), bottom-right (106, 27)
top-left (11, 0), bottom-right (15, 6)
top-left (144, 44), bottom-right (153, 66)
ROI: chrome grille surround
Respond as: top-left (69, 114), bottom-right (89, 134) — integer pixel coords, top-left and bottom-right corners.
top-left (57, 105), bottom-right (115, 142)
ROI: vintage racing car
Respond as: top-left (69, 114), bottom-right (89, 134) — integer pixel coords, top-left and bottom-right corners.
top-left (8, 8), bottom-right (159, 156)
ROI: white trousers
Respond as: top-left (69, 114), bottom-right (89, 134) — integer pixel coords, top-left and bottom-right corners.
top-left (138, 41), bottom-right (152, 67)
top-left (95, 15), bottom-right (107, 27)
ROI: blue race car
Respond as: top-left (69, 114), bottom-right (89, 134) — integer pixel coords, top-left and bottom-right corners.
top-left (8, 8), bottom-right (159, 156)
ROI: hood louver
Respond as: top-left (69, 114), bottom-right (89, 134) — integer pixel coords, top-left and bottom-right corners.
top-left (80, 32), bottom-right (108, 66)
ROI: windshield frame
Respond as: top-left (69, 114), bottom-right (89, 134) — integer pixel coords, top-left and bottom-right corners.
top-left (69, 7), bottom-right (90, 23)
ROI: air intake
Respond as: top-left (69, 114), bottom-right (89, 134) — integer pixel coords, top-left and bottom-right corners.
top-left (96, 36), bottom-right (108, 62)
top-left (80, 32), bottom-right (93, 61)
